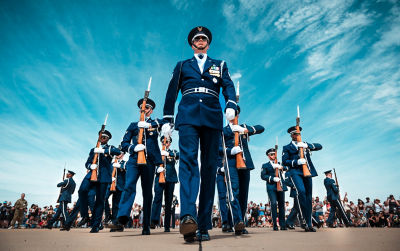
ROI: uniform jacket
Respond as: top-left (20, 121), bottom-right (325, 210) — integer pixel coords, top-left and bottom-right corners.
top-left (57, 177), bottom-right (76, 203)
top-left (324, 177), bottom-right (339, 201)
top-left (261, 161), bottom-right (288, 192)
top-left (223, 124), bottom-right (264, 170)
top-left (85, 144), bottom-right (121, 183)
top-left (121, 117), bottom-right (164, 166)
top-left (163, 56), bottom-right (237, 130)
top-left (282, 142), bottom-right (322, 177)
top-left (14, 199), bottom-right (27, 211)
top-left (164, 149), bottom-right (179, 183)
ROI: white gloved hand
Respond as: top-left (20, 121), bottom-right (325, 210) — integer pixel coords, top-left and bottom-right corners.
top-left (161, 150), bottom-right (169, 157)
top-left (297, 142), bottom-right (308, 149)
top-left (272, 163), bottom-right (282, 170)
top-left (231, 125), bottom-right (246, 133)
top-left (273, 177), bottom-right (280, 183)
top-left (138, 121), bottom-right (151, 128)
top-left (225, 108), bottom-right (235, 121)
top-left (94, 147), bottom-right (105, 154)
top-left (90, 164), bottom-right (98, 170)
top-left (231, 146), bottom-right (243, 155)
top-left (134, 144), bottom-right (146, 152)
top-left (220, 167), bottom-right (225, 173)
top-left (157, 167), bottom-right (165, 173)
top-left (297, 158), bottom-right (306, 165)
top-left (113, 163), bottom-right (121, 168)
top-left (112, 177), bottom-right (116, 182)
top-left (161, 124), bottom-right (172, 137)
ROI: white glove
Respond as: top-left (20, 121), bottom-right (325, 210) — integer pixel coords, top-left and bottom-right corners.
top-left (112, 177), bottom-right (116, 182)
top-left (134, 144), bottom-right (146, 152)
top-left (231, 146), bottom-right (243, 155)
top-left (161, 150), bottom-right (169, 157)
top-left (138, 121), bottom-right (151, 128)
top-left (113, 163), bottom-right (121, 168)
top-left (225, 108), bottom-right (235, 121)
top-left (90, 164), bottom-right (98, 170)
top-left (156, 167), bottom-right (165, 173)
top-left (297, 142), bottom-right (308, 149)
top-left (220, 167), bottom-right (225, 173)
top-left (161, 124), bottom-right (172, 137)
top-left (272, 163), bottom-right (282, 170)
top-left (231, 125), bottom-right (246, 133)
top-left (94, 147), bottom-right (105, 154)
top-left (273, 177), bottom-right (280, 183)
top-left (297, 158), bottom-right (306, 165)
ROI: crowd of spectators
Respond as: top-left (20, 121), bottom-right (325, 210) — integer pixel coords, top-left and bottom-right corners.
top-left (2, 194), bottom-right (399, 229)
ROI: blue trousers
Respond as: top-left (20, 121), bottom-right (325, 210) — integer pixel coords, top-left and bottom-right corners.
top-left (267, 189), bottom-right (286, 228)
top-left (48, 201), bottom-right (68, 226)
top-left (178, 125), bottom-right (220, 230)
top-left (105, 189), bottom-right (122, 221)
top-left (327, 199), bottom-right (350, 225)
top-left (224, 162), bottom-right (244, 226)
top-left (117, 158), bottom-right (155, 230)
top-left (286, 196), bottom-right (303, 226)
top-left (91, 182), bottom-right (109, 228)
top-left (237, 169), bottom-right (250, 223)
top-left (78, 178), bottom-right (96, 219)
top-left (290, 173), bottom-right (313, 227)
top-left (150, 176), bottom-right (175, 229)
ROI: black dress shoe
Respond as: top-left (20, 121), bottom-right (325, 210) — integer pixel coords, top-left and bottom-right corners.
top-left (287, 225), bottom-right (295, 230)
top-left (150, 221), bottom-right (156, 229)
top-left (179, 215), bottom-right (198, 236)
top-left (280, 226), bottom-right (287, 230)
top-left (164, 228), bottom-right (170, 232)
top-left (273, 226), bottom-right (279, 231)
top-left (227, 227), bottom-right (234, 233)
top-left (142, 229), bottom-right (151, 235)
top-left (99, 223), bottom-right (104, 230)
top-left (305, 227), bottom-right (316, 232)
top-left (222, 223), bottom-right (229, 232)
top-left (90, 227), bottom-right (99, 233)
top-left (78, 217), bottom-right (90, 227)
top-left (242, 228), bottom-right (249, 234)
top-left (234, 221), bottom-right (245, 235)
top-left (60, 225), bottom-right (70, 231)
top-left (328, 224), bottom-right (337, 228)
top-left (196, 230), bottom-right (210, 241)
top-left (109, 224), bottom-right (124, 232)
top-left (184, 232), bottom-right (197, 243)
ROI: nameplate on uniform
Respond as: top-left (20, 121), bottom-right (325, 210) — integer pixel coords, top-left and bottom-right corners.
top-left (209, 65), bottom-right (220, 77)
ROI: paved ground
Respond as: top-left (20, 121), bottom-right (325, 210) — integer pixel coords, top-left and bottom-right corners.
top-left (1, 227), bottom-right (399, 251)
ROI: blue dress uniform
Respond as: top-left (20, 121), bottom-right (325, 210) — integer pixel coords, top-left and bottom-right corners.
top-left (105, 160), bottom-right (126, 223)
top-left (117, 116), bottom-right (164, 234)
top-left (260, 156), bottom-right (288, 230)
top-left (282, 128), bottom-right (322, 231)
top-left (81, 142), bottom-right (121, 232)
top-left (163, 26), bottom-right (237, 239)
top-left (324, 171), bottom-right (351, 227)
top-left (223, 123), bottom-right (264, 232)
top-left (150, 145), bottom-right (179, 231)
top-left (47, 172), bottom-right (76, 228)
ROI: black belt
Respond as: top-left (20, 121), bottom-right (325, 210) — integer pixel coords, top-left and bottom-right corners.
top-left (182, 87), bottom-right (219, 98)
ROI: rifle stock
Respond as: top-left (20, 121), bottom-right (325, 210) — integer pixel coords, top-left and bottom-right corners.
top-left (159, 136), bottom-right (167, 184)
top-left (296, 117), bottom-right (311, 177)
top-left (137, 91), bottom-right (149, 165)
top-left (90, 114), bottom-right (108, 182)
top-left (275, 143), bottom-right (283, 192)
top-left (234, 116), bottom-right (246, 169)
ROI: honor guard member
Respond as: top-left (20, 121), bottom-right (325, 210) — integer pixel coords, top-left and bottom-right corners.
top-left (324, 170), bottom-right (352, 227)
top-left (282, 126), bottom-right (322, 232)
top-left (150, 136), bottom-right (179, 232)
top-left (45, 170), bottom-right (76, 229)
top-left (162, 26), bottom-right (237, 242)
top-left (82, 130), bottom-right (122, 233)
top-left (9, 193), bottom-right (27, 229)
top-left (110, 98), bottom-right (165, 235)
top-left (261, 148), bottom-right (288, 231)
top-left (223, 106), bottom-right (265, 234)
top-left (104, 154), bottom-right (126, 232)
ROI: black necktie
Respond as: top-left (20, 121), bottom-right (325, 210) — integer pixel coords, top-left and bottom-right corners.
top-left (198, 54), bottom-right (204, 59)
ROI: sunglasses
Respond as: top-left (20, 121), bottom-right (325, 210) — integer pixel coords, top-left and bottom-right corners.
top-left (194, 36), bottom-right (208, 42)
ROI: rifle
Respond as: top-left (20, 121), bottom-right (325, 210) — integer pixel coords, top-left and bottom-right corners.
top-left (275, 137), bottom-right (283, 192)
top-left (333, 168), bottom-right (341, 201)
top-left (233, 81), bottom-right (246, 169)
top-left (110, 156), bottom-right (118, 192)
top-left (296, 106), bottom-right (311, 177)
top-left (57, 162), bottom-right (66, 203)
top-left (90, 114), bottom-right (109, 182)
top-left (159, 136), bottom-right (167, 184)
top-left (137, 77), bottom-right (152, 165)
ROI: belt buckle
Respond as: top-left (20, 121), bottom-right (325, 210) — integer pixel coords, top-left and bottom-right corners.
top-left (199, 87), bottom-right (206, 93)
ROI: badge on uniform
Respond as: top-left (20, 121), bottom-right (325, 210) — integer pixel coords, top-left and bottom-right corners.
top-left (213, 77), bottom-right (217, 83)
top-left (209, 65), bottom-right (220, 78)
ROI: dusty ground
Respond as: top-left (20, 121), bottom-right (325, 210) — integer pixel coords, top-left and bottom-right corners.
top-left (1, 227), bottom-right (399, 251)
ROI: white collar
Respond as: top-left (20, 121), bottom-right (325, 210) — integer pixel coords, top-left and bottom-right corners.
top-left (291, 141), bottom-right (298, 149)
top-left (194, 53), bottom-right (207, 62)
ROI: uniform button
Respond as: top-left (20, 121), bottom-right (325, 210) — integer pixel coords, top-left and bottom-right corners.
top-left (199, 99), bottom-right (202, 102)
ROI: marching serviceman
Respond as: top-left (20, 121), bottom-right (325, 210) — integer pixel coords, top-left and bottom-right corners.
top-left (82, 130), bottom-right (122, 233)
top-left (104, 154), bottom-right (126, 232)
top-left (45, 170), bottom-right (76, 229)
top-left (222, 106), bottom-right (265, 235)
top-left (261, 148), bottom-right (288, 231)
top-left (282, 126), bottom-right (322, 232)
top-left (109, 98), bottom-right (164, 235)
top-left (324, 170), bottom-right (352, 227)
top-left (162, 26), bottom-right (237, 242)
top-left (150, 136), bottom-right (179, 232)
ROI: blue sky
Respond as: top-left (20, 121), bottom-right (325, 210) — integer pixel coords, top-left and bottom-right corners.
top-left (0, 0), bottom-right (399, 207)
